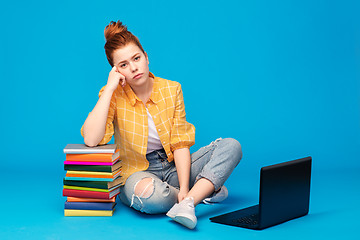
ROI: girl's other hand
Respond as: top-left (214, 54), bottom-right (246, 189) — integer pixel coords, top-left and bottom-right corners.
top-left (178, 188), bottom-right (189, 203)
top-left (106, 66), bottom-right (126, 92)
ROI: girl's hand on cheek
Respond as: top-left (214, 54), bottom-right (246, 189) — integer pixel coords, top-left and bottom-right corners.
top-left (115, 67), bottom-right (126, 87)
top-left (106, 66), bottom-right (126, 92)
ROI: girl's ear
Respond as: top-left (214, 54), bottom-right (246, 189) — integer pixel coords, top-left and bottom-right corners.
top-left (145, 52), bottom-right (149, 65)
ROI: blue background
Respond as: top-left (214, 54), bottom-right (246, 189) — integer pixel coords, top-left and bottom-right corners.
top-left (0, 0), bottom-right (359, 239)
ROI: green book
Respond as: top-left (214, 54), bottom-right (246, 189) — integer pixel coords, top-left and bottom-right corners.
top-left (64, 161), bottom-right (121, 173)
top-left (63, 176), bottom-right (123, 190)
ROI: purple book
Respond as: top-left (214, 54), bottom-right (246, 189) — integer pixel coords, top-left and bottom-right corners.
top-left (64, 201), bottom-right (116, 210)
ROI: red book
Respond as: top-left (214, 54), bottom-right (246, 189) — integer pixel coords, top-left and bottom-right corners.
top-left (63, 188), bottom-right (120, 199)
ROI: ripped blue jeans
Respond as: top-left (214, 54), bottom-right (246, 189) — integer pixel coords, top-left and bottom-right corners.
top-left (118, 138), bottom-right (242, 214)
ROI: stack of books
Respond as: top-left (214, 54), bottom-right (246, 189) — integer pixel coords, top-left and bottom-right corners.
top-left (62, 144), bottom-right (122, 216)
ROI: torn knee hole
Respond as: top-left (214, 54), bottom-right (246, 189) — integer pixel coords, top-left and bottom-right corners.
top-left (134, 177), bottom-right (154, 199)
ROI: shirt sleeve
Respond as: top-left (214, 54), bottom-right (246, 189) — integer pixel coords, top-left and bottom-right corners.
top-left (80, 86), bottom-right (117, 145)
top-left (170, 83), bottom-right (195, 151)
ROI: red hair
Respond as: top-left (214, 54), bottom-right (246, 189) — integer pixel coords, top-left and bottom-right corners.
top-left (104, 20), bottom-right (145, 66)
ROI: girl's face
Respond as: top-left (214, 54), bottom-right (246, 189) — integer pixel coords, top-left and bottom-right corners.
top-left (112, 43), bottom-right (150, 88)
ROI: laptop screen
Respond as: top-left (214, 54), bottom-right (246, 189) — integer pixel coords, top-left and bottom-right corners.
top-left (259, 156), bottom-right (312, 229)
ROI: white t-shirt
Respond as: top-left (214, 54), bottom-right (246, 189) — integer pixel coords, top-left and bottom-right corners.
top-left (145, 107), bottom-right (163, 154)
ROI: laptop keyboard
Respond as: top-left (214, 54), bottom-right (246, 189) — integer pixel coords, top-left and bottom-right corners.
top-left (232, 213), bottom-right (259, 226)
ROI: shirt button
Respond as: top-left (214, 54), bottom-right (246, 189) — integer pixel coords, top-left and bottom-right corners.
top-left (158, 129), bottom-right (161, 132)
top-left (163, 141), bottom-right (166, 144)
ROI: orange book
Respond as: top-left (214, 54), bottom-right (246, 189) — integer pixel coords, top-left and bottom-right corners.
top-left (66, 150), bottom-right (120, 162)
top-left (67, 196), bottom-right (116, 202)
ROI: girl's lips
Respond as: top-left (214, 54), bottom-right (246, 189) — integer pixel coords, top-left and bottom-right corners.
top-left (133, 73), bottom-right (143, 79)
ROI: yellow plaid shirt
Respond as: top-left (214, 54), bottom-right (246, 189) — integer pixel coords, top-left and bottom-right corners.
top-left (81, 72), bottom-right (195, 183)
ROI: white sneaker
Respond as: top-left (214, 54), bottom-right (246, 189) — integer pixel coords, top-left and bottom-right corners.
top-left (203, 186), bottom-right (228, 204)
top-left (166, 197), bottom-right (197, 229)
top-left (166, 202), bottom-right (180, 219)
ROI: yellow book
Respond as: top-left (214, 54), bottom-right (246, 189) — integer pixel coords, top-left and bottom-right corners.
top-left (64, 209), bottom-right (114, 216)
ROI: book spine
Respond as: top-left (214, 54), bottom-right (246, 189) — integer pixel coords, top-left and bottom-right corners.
top-left (66, 153), bottom-right (115, 161)
top-left (63, 189), bottom-right (114, 199)
top-left (64, 209), bottom-right (114, 216)
top-left (66, 170), bottom-right (116, 176)
top-left (63, 180), bottom-right (109, 189)
top-left (64, 165), bottom-right (112, 172)
top-left (64, 177), bottom-right (114, 182)
top-left (63, 185), bottom-right (110, 193)
top-left (66, 173), bottom-right (115, 179)
top-left (64, 161), bottom-right (114, 166)
top-left (66, 196), bottom-right (116, 202)
top-left (65, 201), bottom-right (115, 210)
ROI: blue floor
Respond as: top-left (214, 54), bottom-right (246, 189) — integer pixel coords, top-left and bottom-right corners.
top-left (1, 164), bottom-right (359, 240)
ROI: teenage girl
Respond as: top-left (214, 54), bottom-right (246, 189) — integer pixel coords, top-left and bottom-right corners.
top-left (82, 20), bottom-right (242, 229)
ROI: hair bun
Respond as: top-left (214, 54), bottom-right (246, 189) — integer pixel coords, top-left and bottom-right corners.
top-left (104, 21), bottom-right (128, 41)
top-left (104, 20), bottom-right (145, 67)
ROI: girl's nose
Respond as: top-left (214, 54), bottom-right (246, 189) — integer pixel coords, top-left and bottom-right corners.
top-left (129, 62), bottom-right (138, 72)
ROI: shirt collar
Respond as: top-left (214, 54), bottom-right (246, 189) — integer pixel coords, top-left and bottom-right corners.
top-left (123, 72), bottom-right (161, 106)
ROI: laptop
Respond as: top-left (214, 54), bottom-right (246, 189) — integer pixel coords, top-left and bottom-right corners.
top-left (210, 156), bottom-right (312, 230)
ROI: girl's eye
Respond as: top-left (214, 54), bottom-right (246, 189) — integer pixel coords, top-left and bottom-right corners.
top-left (134, 56), bottom-right (140, 61)
top-left (120, 63), bottom-right (127, 68)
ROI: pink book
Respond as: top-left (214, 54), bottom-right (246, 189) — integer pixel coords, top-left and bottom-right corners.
top-left (64, 161), bottom-right (113, 166)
